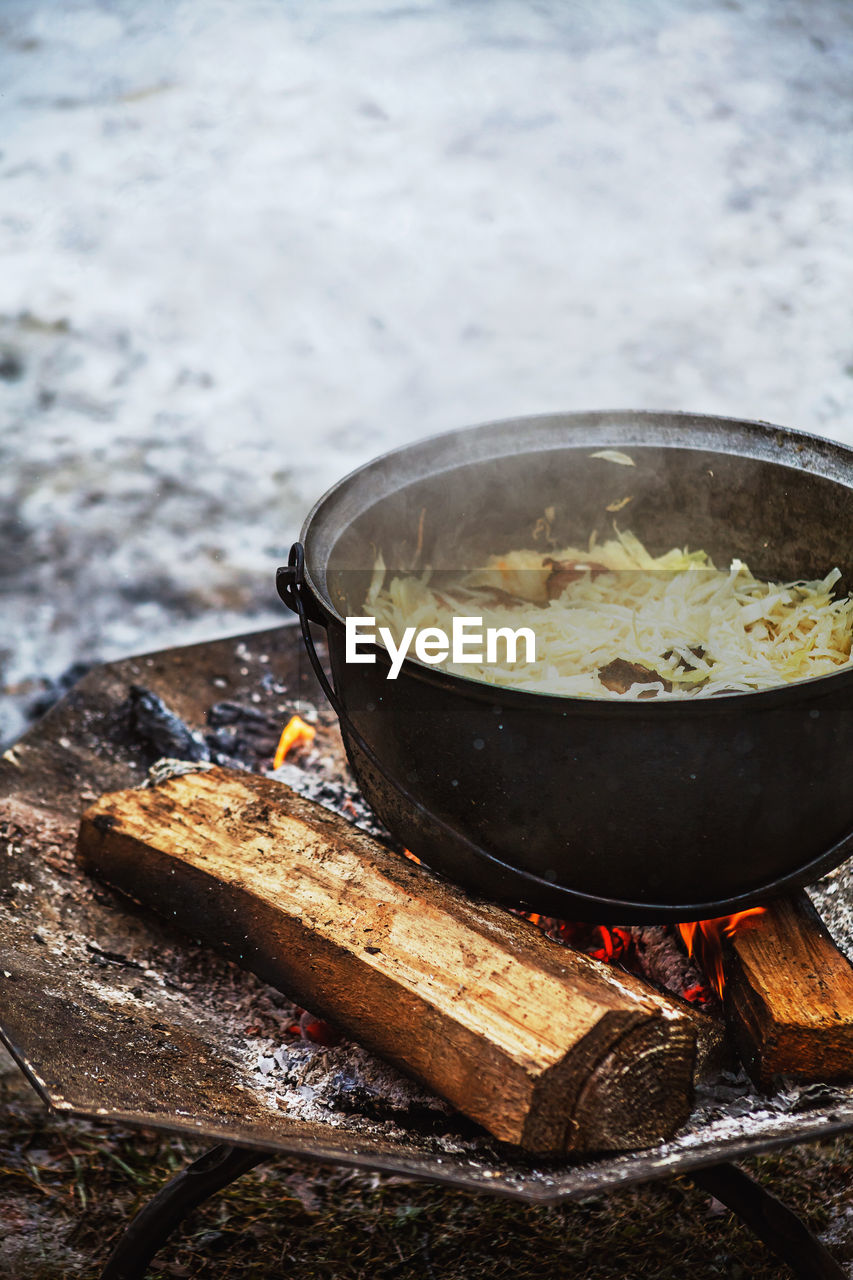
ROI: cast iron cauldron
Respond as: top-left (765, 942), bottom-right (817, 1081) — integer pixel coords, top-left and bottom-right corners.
top-left (278, 410), bottom-right (853, 923)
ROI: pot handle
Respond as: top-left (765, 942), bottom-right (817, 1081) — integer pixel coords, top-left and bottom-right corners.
top-left (276, 542), bottom-right (349, 726)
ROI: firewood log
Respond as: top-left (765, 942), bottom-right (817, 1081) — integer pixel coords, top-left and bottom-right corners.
top-left (725, 892), bottom-right (853, 1088)
top-left (77, 766), bottom-right (697, 1155)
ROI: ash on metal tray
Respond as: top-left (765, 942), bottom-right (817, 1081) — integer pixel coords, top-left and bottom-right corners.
top-left (158, 952), bottom-right (463, 1145)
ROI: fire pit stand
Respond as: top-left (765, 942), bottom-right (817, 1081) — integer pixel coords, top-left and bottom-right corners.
top-left (1, 624), bottom-right (852, 1278)
top-left (99, 1144), bottom-right (268, 1280)
top-left (96, 1145), bottom-right (845, 1280)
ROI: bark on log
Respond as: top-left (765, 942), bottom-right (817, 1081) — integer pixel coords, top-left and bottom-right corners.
top-left (627, 925), bottom-right (730, 1081)
top-left (726, 892), bottom-right (853, 1088)
top-left (77, 766), bottom-right (696, 1155)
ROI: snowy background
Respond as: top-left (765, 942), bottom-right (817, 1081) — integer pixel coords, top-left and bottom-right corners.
top-left (3, 0), bottom-right (853, 744)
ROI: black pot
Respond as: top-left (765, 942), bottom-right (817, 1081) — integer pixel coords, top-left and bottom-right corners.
top-left (279, 410), bottom-right (853, 922)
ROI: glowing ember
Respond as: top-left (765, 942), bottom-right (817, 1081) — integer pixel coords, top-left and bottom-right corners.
top-left (523, 914), bottom-right (631, 964)
top-left (286, 1008), bottom-right (341, 1046)
top-left (272, 714), bottom-right (316, 769)
top-left (677, 909), bottom-right (766, 998)
top-left (682, 982), bottom-right (714, 1006)
top-left (401, 848), bottom-right (423, 865)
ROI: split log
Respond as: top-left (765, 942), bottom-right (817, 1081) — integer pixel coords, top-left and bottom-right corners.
top-left (77, 766), bottom-right (697, 1155)
top-left (725, 892), bottom-right (853, 1088)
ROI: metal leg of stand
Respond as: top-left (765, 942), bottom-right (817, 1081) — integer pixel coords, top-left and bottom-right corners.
top-left (99, 1143), bottom-right (269, 1280)
top-left (689, 1161), bottom-right (845, 1280)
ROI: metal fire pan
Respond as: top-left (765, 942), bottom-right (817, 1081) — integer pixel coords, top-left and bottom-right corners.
top-left (1, 625), bottom-right (853, 1205)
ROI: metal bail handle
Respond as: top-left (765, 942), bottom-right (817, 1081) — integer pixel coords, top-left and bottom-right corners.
top-left (275, 542), bottom-right (307, 618)
top-left (276, 542), bottom-right (344, 721)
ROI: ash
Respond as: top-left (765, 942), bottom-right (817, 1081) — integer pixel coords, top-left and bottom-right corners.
top-left (242, 1038), bottom-right (456, 1135)
top-left (268, 761), bottom-right (393, 843)
top-left (809, 860), bottom-right (853, 966)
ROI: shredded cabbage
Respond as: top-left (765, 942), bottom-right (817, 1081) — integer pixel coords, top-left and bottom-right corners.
top-left (365, 532), bottom-right (853, 699)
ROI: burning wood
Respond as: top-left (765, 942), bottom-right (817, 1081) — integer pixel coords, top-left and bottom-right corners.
top-left (722, 892), bottom-right (853, 1087)
top-left (289, 1008), bottom-right (341, 1047)
top-left (128, 683), bottom-right (306, 774)
top-left (78, 766), bottom-right (698, 1156)
top-left (677, 910), bottom-right (766, 1000)
top-left (523, 899), bottom-right (853, 1092)
top-left (522, 915), bottom-right (631, 965)
top-left (627, 925), bottom-right (716, 1010)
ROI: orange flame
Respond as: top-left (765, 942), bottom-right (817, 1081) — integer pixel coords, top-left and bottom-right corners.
top-left (676, 909), bottom-right (765, 998)
top-left (401, 848), bottom-right (423, 865)
top-left (272, 714), bottom-right (316, 769)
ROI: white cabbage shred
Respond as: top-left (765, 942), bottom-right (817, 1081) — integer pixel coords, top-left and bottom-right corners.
top-left (365, 530), bottom-right (853, 699)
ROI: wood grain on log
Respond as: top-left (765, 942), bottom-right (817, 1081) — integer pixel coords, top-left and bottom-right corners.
top-left (77, 766), bottom-right (696, 1155)
top-left (726, 892), bottom-right (853, 1088)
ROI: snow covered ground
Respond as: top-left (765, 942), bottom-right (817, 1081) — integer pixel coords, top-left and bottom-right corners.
top-left (3, 0), bottom-right (853, 742)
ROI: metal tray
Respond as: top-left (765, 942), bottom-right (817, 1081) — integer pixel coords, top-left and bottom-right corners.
top-left (2, 624), bottom-right (853, 1205)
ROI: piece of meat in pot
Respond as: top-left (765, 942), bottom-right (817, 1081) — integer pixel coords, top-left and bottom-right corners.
top-left (543, 558), bottom-right (607, 600)
top-left (597, 658), bottom-right (673, 695)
